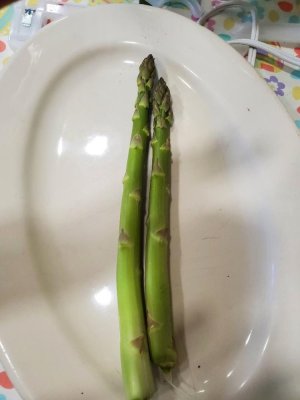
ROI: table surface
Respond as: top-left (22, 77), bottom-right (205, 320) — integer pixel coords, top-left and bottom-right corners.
top-left (0, 0), bottom-right (299, 399)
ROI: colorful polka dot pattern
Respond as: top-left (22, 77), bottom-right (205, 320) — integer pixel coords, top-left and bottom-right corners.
top-left (0, 0), bottom-right (299, 398)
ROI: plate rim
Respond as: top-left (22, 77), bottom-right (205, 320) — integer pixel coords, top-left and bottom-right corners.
top-left (0, 5), bottom-right (300, 400)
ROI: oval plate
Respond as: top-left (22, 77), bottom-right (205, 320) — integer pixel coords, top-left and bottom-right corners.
top-left (0, 5), bottom-right (300, 400)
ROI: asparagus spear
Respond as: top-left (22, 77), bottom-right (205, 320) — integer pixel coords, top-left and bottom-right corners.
top-left (117, 55), bottom-right (156, 400)
top-left (145, 78), bottom-right (177, 370)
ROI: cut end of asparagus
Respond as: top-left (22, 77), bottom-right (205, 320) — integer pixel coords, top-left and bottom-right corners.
top-left (153, 78), bottom-right (173, 127)
top-left (151, 346), bottom-right (177, 372)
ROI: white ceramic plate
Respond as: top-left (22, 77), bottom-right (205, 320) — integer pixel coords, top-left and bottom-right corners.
top-left (0, 5), bottom-right (300, 400)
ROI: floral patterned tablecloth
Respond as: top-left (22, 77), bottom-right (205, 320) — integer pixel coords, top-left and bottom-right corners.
top-left (0, 0), bottom-right (299, 399)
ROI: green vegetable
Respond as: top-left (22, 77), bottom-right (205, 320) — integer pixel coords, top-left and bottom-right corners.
top-left (116, 54), bottom-right (156, 400)
top-left (145, 78), bottom-right (177, 370)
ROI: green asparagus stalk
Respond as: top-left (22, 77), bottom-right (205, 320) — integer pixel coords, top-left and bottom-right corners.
top-left (145, 78), bottom-right (177, 370)
top-left (117, 55), bottom-right (156, 400)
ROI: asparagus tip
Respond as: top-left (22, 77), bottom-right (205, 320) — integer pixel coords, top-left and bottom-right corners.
top-left (153, 77), bottom-right (173, 126)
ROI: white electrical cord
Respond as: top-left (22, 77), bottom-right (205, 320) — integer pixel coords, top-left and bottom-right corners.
top-left (248, 8), bottom-right (258, 66)
top-left (198, 0), bottom-right (300, 69)
top-left (229, 39), bottom-right (300, 68)
top-left (199, 1), bottom-right (259, 66)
